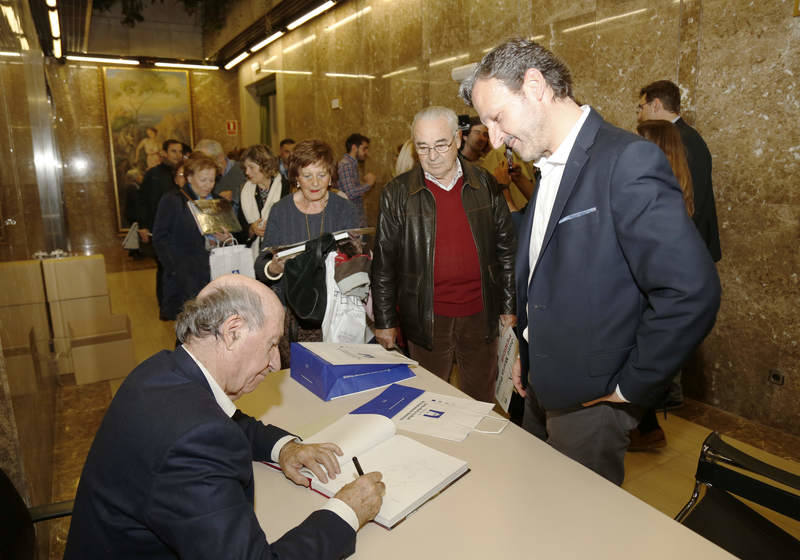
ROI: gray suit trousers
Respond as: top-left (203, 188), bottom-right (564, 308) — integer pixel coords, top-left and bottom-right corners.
top-left (523, 390), bottom-right (641, 485)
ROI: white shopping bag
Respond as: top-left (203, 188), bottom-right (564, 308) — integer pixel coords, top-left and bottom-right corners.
top-left (321, 252), bottom-right (372, 343)
top-left (209, 241), bottom-right (255, 280)
top-left (122, 222), bottom-right (140, 250)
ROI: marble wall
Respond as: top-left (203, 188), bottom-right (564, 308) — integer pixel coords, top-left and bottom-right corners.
top-left (232, 0), bottom-right (799, 435)
top-left (0, 59), bottom-right (47, 261)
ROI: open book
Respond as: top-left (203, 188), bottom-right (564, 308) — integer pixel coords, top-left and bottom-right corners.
top-left (268, 413), bottom-right (469, 529)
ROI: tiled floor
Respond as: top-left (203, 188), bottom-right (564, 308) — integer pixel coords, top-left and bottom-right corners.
top-left (45, 263), bottom-right (800, 557)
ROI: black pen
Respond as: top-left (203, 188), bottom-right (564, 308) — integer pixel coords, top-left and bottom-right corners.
top-left (352, 456), bottom-right (364, 476)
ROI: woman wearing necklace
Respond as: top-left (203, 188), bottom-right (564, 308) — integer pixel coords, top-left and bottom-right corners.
top-left (258, 140), bottom-right (360, 361)
top-left (237, 144), bottom-right (290, 258)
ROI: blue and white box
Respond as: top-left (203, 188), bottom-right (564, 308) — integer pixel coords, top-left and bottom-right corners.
top-left (290, 342), bottom-right (417, 401)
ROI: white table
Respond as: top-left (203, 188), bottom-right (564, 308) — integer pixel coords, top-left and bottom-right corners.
top-left (236, 366), bottom-right (733, 559)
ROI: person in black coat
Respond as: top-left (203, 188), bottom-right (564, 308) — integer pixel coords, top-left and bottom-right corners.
top-left (152, 153), bottom-right (231, 320)
top-left (638, 80), bottom-right (721, 262)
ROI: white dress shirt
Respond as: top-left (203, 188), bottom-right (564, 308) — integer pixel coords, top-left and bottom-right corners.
top-left (182, 346), bottom-right (360, 531)
top-left (521, 106), bottom-right (629, 403)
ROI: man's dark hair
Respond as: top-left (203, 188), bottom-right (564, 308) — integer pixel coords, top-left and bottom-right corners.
top-left (163, 139), bottom-right (183, 152)
top-left (460, 37), bottom-right (573, 106)
top-left (639, 80), bottom-right (681, 114)
top-left (345, 133), bottom-right (369, 153)
top-left (279, 138), bottom-right (295, 147)
top-left (465, 116), bottom-right (482, 135)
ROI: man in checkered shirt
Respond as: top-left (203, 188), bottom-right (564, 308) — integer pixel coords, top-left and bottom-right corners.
top-left (337, 133), bottom-right (376, 226)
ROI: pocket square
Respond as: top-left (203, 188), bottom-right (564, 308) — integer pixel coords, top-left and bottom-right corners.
top-left (558, 207), bottom-right (597, 224)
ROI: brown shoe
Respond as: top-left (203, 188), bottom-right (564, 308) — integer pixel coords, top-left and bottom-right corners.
top-left (628, 427), bottom-right (667, 451)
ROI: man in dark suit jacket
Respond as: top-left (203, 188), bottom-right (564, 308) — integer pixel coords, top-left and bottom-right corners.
top-left (638, 80), bottom-right (722, 262)
top-left (461, 39), bottom-right (720, 485)
top-left (65, 275), bottom-right (384, 559)
top-left (136, 138), bottom-right (185, 315)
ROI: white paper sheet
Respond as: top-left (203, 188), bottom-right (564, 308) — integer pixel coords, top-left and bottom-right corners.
top-left (392, 392), bottom-right (499, 442)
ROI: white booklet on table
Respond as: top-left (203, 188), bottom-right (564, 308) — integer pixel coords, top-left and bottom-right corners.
top-left (267, 413), bottom-right (469, 529)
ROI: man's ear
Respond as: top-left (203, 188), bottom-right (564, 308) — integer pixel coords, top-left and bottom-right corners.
top-left (220, 314), bottom-right (245, 351)
top-left (651, 97), bottom-right (663, 114)
top-left (521, 68), bottom-right (546, 102)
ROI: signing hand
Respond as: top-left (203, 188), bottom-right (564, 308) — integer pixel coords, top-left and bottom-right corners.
top-left (335, 472), bottom-right (385, 528)
top-left (582, 391), bottom-right (625, 407)
top-left (138, 228), bottom-right (152, 242)
top-left (375, 327), bottom-right (397, 350)
top-left (279, 440), bottom-right (343, 486)
top-left (364, 172), bottom-right (376, 187)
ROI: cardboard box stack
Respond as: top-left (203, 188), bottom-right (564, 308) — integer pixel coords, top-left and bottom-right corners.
top-left (69, 315), bottom-right (136, 385)
top-left (42, 255), bottom-right (135, 382)
top-left (0, 260), bottom-right (51, 372)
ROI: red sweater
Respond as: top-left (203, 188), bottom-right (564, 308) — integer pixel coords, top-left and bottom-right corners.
top-left (426, 176), bottom-right (483, 317)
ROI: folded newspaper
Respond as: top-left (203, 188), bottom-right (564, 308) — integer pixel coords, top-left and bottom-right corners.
top-left (187, 199), bottom-right (242, 235)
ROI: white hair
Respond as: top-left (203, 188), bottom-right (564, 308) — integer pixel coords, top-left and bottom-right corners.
top-left (194, 138), bottom-right (224, 159)
top-left (176, 284), bottom-right (265, 343)
top-left (411, 106), bottom-right (459, 139)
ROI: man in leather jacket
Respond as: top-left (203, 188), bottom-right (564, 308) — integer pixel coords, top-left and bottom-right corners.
top-left (372, 106), bottom-right (516, 402)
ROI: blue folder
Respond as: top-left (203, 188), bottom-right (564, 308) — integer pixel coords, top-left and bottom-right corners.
top-left (290, 343), bottom-right (416, 401)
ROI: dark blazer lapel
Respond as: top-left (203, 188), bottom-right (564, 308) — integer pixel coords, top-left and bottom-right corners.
top-left (531, 109), bottom-right (602, 278)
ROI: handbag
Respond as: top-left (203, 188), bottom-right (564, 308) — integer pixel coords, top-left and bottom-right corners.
top-left (209, 239), bottom-right (255, 280)
top-left (285, 233), bottom-right (336, 327)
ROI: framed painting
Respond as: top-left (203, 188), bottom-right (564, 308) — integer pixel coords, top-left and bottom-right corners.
top-left (103, 67), bottom-right (193, 231)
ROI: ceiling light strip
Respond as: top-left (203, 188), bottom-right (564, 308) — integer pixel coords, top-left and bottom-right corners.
top-left (66, 55), bottom-right (140, 65)
top-left (287, 1), bottom-right (335, 30)
top-left (154, 62), bottom-right (219, 70)
top-left (224, 51), bottom-right (250, 70)
top-left (48, 9), bottom-right (61, 38)
top-left (0, 51), bottom-right (22, 57)
top-left (251, 31), bottom-right (284, 52)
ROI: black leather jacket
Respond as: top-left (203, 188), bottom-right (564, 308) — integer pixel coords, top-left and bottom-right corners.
top-left (372, 158), bottom-right (516, 350)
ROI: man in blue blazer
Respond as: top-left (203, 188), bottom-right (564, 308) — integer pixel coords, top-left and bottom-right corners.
top-left (461, 38), bottom-right (720, 485)
top-left (65, 275), bottom-right (384, 559)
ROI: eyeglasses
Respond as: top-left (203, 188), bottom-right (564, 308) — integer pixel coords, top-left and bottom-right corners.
top-left (415, 139), bottom-right (454, 156)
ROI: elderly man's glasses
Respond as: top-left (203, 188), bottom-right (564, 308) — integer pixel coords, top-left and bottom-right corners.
top-left (416, 139), bottom-right (454, 156)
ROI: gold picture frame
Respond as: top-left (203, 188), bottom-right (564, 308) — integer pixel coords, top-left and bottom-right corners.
top-left (795, 0), bottom-right (800, 16)
top-left (103, 67), bottom-right (194, 231)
